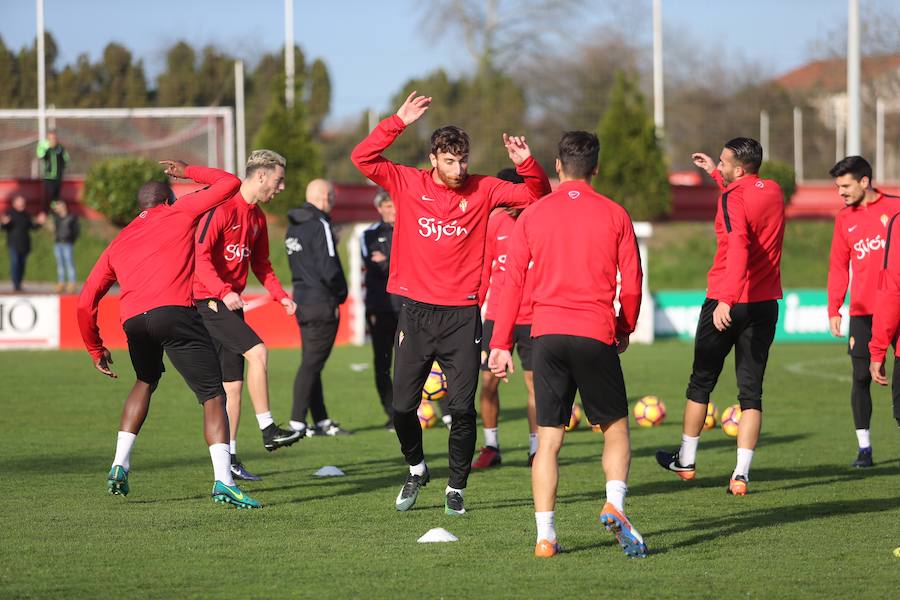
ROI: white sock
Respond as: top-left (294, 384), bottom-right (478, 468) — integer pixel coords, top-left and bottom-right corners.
top-left (229, 440), bottom-right (237, 455)
top-left (605, 480), bottom-right (628, 512)
top-left (256, 411), bottom-right (274, 430)
top-left (112, 431), bottom-right (137, 471)
top-left (445, 486), bottom-right (464, 497)
top-left (316, 418), bottom-right (332, 429)
top-left (535, 511), bottom-right (556, 542)
top-left (209, 443), bottom-right (234, 486)
top-left (529, 433), bottom-right (538, 455)
top-left (679, 434), bottom-right (700, 466)
top-left (289, 420), bottom-right (306, 432)
top-left (855, 429), bottom-right (871, 449)
top-left (734, 448), bottom-right (754, 479)
top-left (409, 460), bottom-right (427, 476)
top-left (484, 427), bottom-right (499, 449)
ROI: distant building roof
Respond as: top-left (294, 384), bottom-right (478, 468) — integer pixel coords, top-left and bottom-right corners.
top-left (774, 53), bottom-right (900, 93)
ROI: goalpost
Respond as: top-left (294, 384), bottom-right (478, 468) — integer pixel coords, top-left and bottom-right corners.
top-left (0, 106), bottom-right (235, 178)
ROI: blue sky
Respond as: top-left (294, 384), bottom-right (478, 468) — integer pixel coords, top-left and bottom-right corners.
top-left (0, 0), bottom-right (891, 126)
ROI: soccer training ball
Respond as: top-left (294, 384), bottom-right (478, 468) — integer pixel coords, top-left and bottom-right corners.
top-left (417, 400), bottom-right (438, 429)
top-left (633, 396), bottom-right (666, 427)
top-left (421, 362), bottom-right (448, 402)
top-left (703, 402), bottom-right (719, 431)
top-left (721, 404), bottom-right (742, 437)
top-left (565, 403), bottom-right (583, 431)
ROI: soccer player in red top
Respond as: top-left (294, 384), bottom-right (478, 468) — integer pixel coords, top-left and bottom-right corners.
top-left (193, 149), bottom-right (301, 482)
top-left (78, 160), bottom-right (261, 508)
top-left (488, 131), bottom-right (646, 558)
top-left (656, 138), bottom-right (785, 496)
top-left (826, 155), bottom-right (900, 468)
top-left (473, 168), bottom-right (538, 470)
top-left (351, 91), bottom-right (551, 515)
top-left (869, 210), bottom-right (900, 429)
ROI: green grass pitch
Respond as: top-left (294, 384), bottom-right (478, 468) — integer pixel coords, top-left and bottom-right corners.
top-left (2, 341), bottom-right (899, 598)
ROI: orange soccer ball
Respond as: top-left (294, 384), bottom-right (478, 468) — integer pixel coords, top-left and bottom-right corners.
top-left (721, 404), bottom-right (742, 437)
top-left (633, 396), bottom-right (666, 427)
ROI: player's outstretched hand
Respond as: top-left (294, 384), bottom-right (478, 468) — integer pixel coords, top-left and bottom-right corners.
top-left (95, 348), bottom-right (117, 379)
top-left (870, 360), bottom-right (888, 386)
top-left (222, 291), bottom-right (244, 311)
top-left (396, 91), bottom-right (432, 126)
top-left (488, 348), bottom-right (514, 383)
top-left (691, 152), bottom-right (716, 175)
top-left (829, 315), bottom-right (843, 337)
top-left (281, 297), bottom-right (297, 316)
top-left (159, 159), bottom-right (189, 179)
top-left (713, 301), bottom-right (732, 332)
top-left (503, 134), bottom-right (531, 166)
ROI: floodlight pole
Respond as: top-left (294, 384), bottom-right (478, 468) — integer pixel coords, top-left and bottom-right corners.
top-left (284, 0), bottom-right (295, 109)
top-left (652, 0), bottom-right (664, 135)
top-left (846, 0), bottom-right (861, 155)
top-left (834, 97), bottom-right (845, 162)
top-left (235, 60), bottom-right (246, 177)
top-left (36, 0), bottom-right (46, 142)
top-left (760, 110), bottom-right (770, 161)
top-left (875, 98), bottom-right (885, 182)
top-left (793, 107), bottom-right (804, 183)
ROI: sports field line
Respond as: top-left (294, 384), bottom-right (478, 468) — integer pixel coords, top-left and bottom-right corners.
top-left (782, 356), bottom-right (852, 383)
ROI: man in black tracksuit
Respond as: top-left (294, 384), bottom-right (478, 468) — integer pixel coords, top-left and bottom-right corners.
top-left (286, 179), bottom-right (350, 437)
top-left (361, 190), bottom-right (402, 427)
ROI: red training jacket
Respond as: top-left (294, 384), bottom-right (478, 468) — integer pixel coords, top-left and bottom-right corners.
top-left (77, 166), bottom-right (241, 360)
top-left (489, 180), bottom-right (642, 349)
top-left (193, 193), bottom-right (288, 302)
top-left (869, 213), bottom-right (900, 363)
top-left (706, 170), bottom-right (784, 306)
top-left (478, 208), bottom-right (533, 324)
top-left (827, 191), bottom-right (900, 318)
top-left (351, 115), bottom-right (551, 306)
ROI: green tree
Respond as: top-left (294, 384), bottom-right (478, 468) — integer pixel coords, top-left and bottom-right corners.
top-left (759, 160), bottom-right (797, 202)
top-left (596, 71), bottom-right (671, 221)
top-left (97, 43), bottom-right (148, 107)
top-left (15, 32), bottom-right (59, 108)
top-left (306, 58), bottom-right (331, 134)
top-left (83, 157), bottom-right (167, 227)
top-left (197, 46), bottom-right (234, 106)
top-left (247, 45), bottom-right (306, 141)
top-left (156, 41), bottom-right (199, 106)
top-left (0, 36), bottom-right (19, 107)
top-left (252, 81), bottom-right (323, 217)
top-left (52, 54), bottom-right (99, 107)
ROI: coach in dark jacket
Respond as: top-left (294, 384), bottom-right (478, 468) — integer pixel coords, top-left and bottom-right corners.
top-left (2, 195), bottom-right (45, 291)
top-left (361, 189), bottom-right (401, 426)
top-left (285, 179), bottom-right (349, 437)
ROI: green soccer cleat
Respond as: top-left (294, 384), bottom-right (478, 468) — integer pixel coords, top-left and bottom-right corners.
top-left (211, 481), bottom-right (261, 509)
top-left (107, 465), bottom-right (129, 496)
top-left (444, 490), bottom-right (466, 516)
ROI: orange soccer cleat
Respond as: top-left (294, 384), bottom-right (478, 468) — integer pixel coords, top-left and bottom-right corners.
top-left (534, 539), bottom-right (561, 558)
top-left (727, 475), bottom-right (749, 496)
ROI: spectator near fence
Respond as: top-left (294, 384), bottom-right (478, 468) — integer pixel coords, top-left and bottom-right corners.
top-left (36, 131), bottom-right (70, 213)
top-left (1, 195), bottom-right (45, 292)
top-left (51, 200), bottom-right (79, 293)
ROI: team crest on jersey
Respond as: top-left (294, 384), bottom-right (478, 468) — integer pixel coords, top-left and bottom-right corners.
top-left (208, 300), bottom-right (218, 313)
top-left (882, 214), bottom-right (889, 227)
top-left (568, 191), bottom-right (580, 199)
top-left (459, 198), bottom-right (468, 212)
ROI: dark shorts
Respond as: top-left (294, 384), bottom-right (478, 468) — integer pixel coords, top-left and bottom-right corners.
top-left (532, 334), bottom-right (628, 428)
top-left (195, 298), bottom-right (264, 382)
top-left (393, 299), bottom-right (482, 415)
top-left (686, 298), bottom-right (779, 411)
top-left (480, 320), bottom-right (534, 371)
top-left (848, 315), bottom-right (872, 359)
top-left (122, 305), bottom-right (225, 403)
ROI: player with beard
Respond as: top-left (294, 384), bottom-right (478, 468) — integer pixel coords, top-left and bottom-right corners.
top-left (78, 161), bottom-right (262, 508)
top-left (826, 155), bottom-right (900, 468)
top-left (351, 92), bottom-right (551, 515)
top-left (656, 138), bottom-right (785, 496)
top-left (473, 168), bottom-right (538, 469)
top-left (193, 150), bottom-right (301, 482)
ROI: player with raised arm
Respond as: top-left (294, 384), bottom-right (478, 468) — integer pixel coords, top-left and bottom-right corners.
top-left (656, 138), bottom-right (785, 496)
top-left (351, 91), bottom-right (551, 515)
top-left (869, 211), bottom-right (900, 439)
top-left (826, 156), bottom-right (900, 467)
top-left (489, 131), bottom-right (646, 558)
top-left (473, 168), bottom-right (538, 469)
top-left (193, 149), bottom-right (301, 482)
top-left (78, 161), bottom-right (262, 508)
